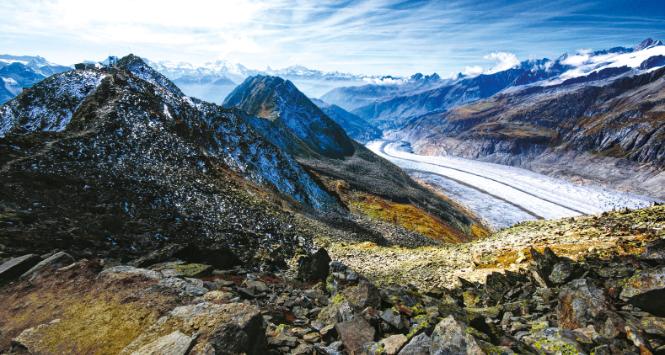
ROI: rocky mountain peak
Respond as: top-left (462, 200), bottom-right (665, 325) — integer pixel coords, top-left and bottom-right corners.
top-left (116, 54), bottom-right (184, 97)
top-left (224, 75), bottom-right (355, 158)
top-left (635, 37), bottom-right (663, 51)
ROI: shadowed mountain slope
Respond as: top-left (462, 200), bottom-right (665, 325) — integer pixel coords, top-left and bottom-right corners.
top-left (224, 75), bottom-right (485, 242)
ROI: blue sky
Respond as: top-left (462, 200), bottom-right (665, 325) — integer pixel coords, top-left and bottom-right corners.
top-left (1, 0), bottom-right (664, 76)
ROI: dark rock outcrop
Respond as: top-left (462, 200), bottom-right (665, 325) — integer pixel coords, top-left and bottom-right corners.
top-left (0, 254), bottom-right (40, 283)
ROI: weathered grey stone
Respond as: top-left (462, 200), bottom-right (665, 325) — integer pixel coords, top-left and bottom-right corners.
top-left (381, 308), bottom-right (404, 330)
top-left (397, 333), bottom-right (431, 355)
top-left (158, 277), bottom-right (208, 297)
top-left (619, 266), bottom-right (665, 316)
top-left (130, 331), bottom-right (194, 355)
top-left (342, 279), bottom-right (381, 311)
top-left (557, 278), bottom-right (610, 329)
top-left (98, 265), bottom-right (162, 280)
top-left (121, 302), bottom-right (265, 355)
top-left (335, 317), bottom-right (376, 354)
top-left (21, 251), bottom-right (74, 279)
top-left (0, 254), bottom-right (41, 283)
top-left (380, 334), bottom-right (408, 355)
top-left (549, 260), bottom-right (575, 285)
top-left (430, 316), bottom-right (484, 355)
top-left (521, 328), bottom-right (585, 355)
top-left (640, 238), bottom-right (665, 262)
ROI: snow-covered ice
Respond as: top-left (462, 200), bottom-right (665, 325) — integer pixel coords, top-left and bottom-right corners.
top-left (368, 140), bottom-right (657, 229)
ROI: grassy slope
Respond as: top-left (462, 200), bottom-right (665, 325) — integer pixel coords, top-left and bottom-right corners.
top-left (321, 205), bottom-right (665, 291)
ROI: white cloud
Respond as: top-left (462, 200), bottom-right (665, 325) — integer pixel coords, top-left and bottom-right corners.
top-left (462, 65), bottom-right (484, 76)
top-left (483, 52), bottom-right (520, 73)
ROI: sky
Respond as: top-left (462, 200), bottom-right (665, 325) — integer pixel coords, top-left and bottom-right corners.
top-left (1, 0), bottom-right (664, 76)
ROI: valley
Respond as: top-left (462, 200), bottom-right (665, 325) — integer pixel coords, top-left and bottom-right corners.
top-left (368, 140), bottom-right (657, 229)
top-left (0, 32), bottom-right (664, 354)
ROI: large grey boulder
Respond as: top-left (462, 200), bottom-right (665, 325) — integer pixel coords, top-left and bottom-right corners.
top-left (620, 265), bottom-right (665, 316)
top-left (130, 331), bottom-right (194, 355)
top-left (0, 254), bottom-right (41, 283)
top-left (121, 302), bottom-right (265, 355)
top-left (557, 278), bottom-right (611, 330)
top-left (335, 317), bottom-right (376, 354)
top-left (20, 251), bottom-right (74, 279)
top-left (430, 316), bottom-right (484, 355)
top-left (398, 333), bottom-right (431, 355)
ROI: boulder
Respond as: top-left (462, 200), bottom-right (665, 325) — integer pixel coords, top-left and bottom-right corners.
top-left (297, 248), bottom-right (331, 282)
top-left (548, 260), bottom-right (575, 285)
top-left (335, 317), bottom-right (376, 354)
top-left (10, 319), bottom-right (61, 353)
top-left (397, 333), bottom-right (431, 355)
top-left (98, 265), bottom-right (162, 281)
top-left (20, 251), bottom-right (74, 279)
top-left (0, 254), bottom-right (41, 283)
top-left (522, 328), bottom-right (586, 355)
top-left (380, 334), bottom-right (408, 355)
top-left (342, 279), bottom-right (381, 311)
top-left (640, 238), bottom-right (665, 262)
top-left (556, 278), bottom-right (611, 329)
top-left (619, 266), bottom-right (665, 316)
top-left (157, 277), bottom-right (208, 297)
top-left (430, 316), bottom-right (484, 355)
top-left (640, 316), bottom-right (665, 337)
top-left (529, 247), bottom-right (560, 287)
top-left (484, 272), bottom-right (511, 304)
top-left (133, 243), bottom-right (241, 270)
top-left (130, 331), bottom-right (194, 355)
top-left (381, 308), bottom-right (404, 330)
top-left (121, 302), bottom-right (265, 355)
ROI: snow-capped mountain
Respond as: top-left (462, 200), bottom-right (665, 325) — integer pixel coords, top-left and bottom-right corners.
top-left (0, 55), bottom-right (71, 104)
top-left (400, 47), bottom-right (665, 200)
top-left (148, 59), bottom-right (394, 103)
top-left (323, 38), bottom-right (665, 130)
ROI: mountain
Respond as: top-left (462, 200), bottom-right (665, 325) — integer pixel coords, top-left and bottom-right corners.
top-left (0, 54), bottom-right (348, 262)
top-left (147, 59), bottom-right (255, 103)
top-left (225, 75), bottom-right (484, 242)
top-left (401, 64), bottom-right (665, 199)
top-left (324, 39), bottom-right (665, 131)
top-left (311, 98), bottom-right (382, 143)
top-left (224, 75), bottom-right (356, 158)
top-left (0, 55), bottom-right (485, 264)
top-left (0, 55), bottom-right (70, 104)
top-left (150, 59), bottom-right (390, 102)
top-left (321, 73), bottom-right (444, 112)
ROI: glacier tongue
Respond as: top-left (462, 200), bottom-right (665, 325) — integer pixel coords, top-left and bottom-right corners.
top-left (368, 140), bottom-right (657, 229)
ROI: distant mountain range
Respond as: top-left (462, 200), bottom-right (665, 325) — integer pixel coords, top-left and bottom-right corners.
top-left (396, 39), bottom-right (665, 199)
top-left (323, 38), bottom-right (665, 131)
top-left (0, 55), bottom-right (71, 104)
top-left (148, 59), bottom-right (394, 103)
top-left (0, 54), bottom-right (398, 105)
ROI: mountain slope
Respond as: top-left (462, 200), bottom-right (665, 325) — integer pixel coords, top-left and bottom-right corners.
top-left (0, 55), bottom-right (347, 262)
top-left (401, 65), bottom-right (665, 199)
top-left (224, 75), bottom-right (485, 242)
top-left (224, 75), bottom-right (356, 158)
top-left (311, 98), bottom-right (382, 143)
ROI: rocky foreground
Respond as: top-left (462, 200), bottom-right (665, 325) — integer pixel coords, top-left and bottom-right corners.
top-left (0, 206), bottom-right (663, 354)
